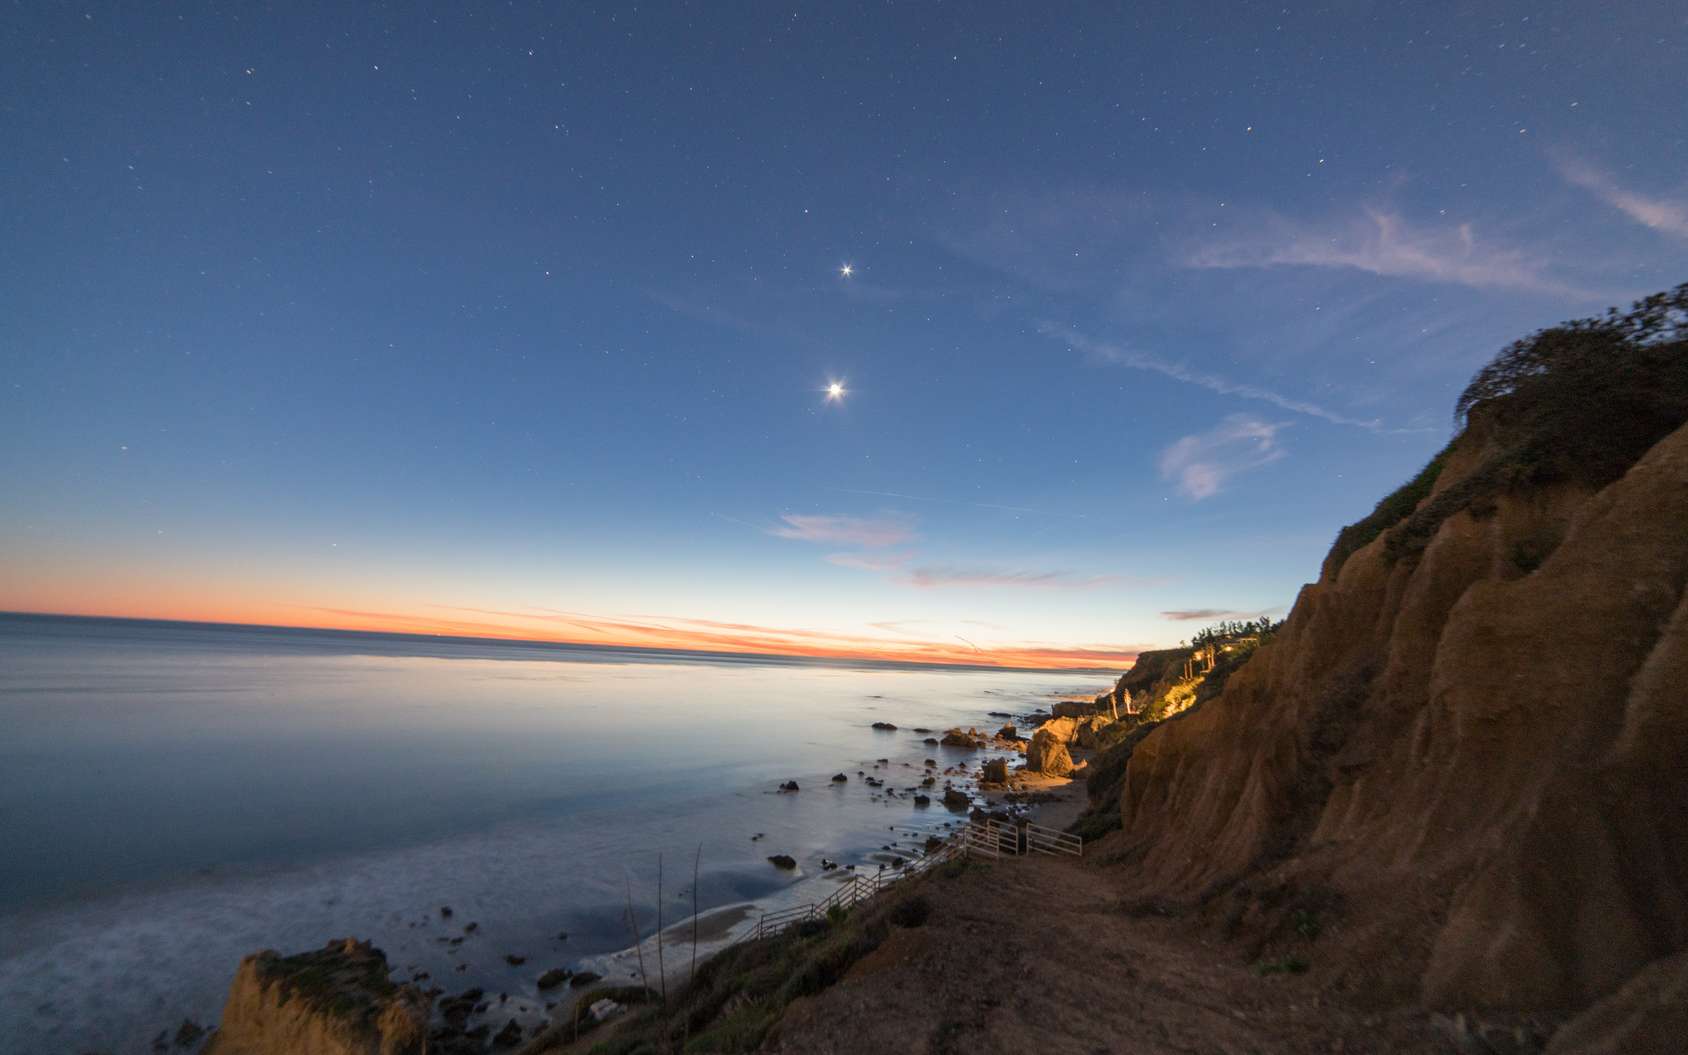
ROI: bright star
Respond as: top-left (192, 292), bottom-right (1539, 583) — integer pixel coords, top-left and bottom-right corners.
top-left (825, 380), bottom-right (846, 402)
top-left (839, 263), bottom-right (854, 278)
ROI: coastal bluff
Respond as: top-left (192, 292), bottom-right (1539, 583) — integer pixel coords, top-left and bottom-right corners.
top-left (1094, 413), bottom-right (1688, 1036)
top-left (203, 939), bottom-right (430, 1055)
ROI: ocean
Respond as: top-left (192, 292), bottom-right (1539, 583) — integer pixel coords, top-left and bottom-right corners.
top-left (0, 613), bottom-right (1105, 1053)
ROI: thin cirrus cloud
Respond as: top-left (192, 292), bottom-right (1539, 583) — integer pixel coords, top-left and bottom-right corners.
top-left (767, 513), bottom-right (917, 548)
top-left (825, 549), bottom-right (1114, 590)
top-left (769, 512), bottom-right (1113, 589)
top-left (1043, 324), bottom-right (1384, 431)
top-left (903, 565), bottom-right (1118, 589)
top-left (1161, 607), bottom-right (1279, 622)
top-left (1557, 158), bottom-right (1688, 241)
top-left (1185, 206), bottom-right (1595, 299)
top-left (1158, 414), bottom-right (1287, 500)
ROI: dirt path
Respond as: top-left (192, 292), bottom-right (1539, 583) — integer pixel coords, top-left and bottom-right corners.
top-left (765, 854), bottom-right (1447, 1054)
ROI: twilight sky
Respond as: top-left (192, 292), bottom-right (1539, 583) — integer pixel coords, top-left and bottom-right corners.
top-left (3, 2), bottom-right (1685, 668)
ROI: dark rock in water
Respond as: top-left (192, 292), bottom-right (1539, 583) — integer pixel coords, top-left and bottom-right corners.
top-left (174, 1019), bottom-right (205, 1047)
top-left (941, 728), bottom-right (984, 749)
top-left (921, 775), bottom-right (936, 787)
top-left (493, 1020), bottom-right (524, 1047)
top-left (831, 773), bottom-right (848, 783)
top-left (463, 922), bottom-right (478, 933)
top-left (942, 788), bottom-right (970, 810)
top-left (871, 721), bottom-right (898, 730)
top-left (922, 737), bottom-right (938, 745)
top-left (569, 972), bottom-right (602, 989)
top-left (440, 906), bottom-right (454, 919)
top-left (778, 780), bottom-right (800, 792)
top-left (912, 727), bottom-right (933, 733)
top-left (821, 857), bottom-right (838, 870)
top-left (750, 833), bottom-right (765, 841)
top-left (996, 724), bottom-right (1018, 741)
top-left (924, 835), bottom-right (945, 852)
top-left (987, 711), bottom-right (1014, 719)
top-left (876, 757), bottom-right (889, 764)
top-left (913, 794), bottom-right (931, 807)
top-left (767, 854), bottom-right (798, 870)
top-left (981, 758), bottom-right (1010, 783)
top-left (924, 758), bottom-right (937, 767)
top-left (504, 954), bottom-right (526, 966)
top-left (537, 968), bottom-right (571, 990)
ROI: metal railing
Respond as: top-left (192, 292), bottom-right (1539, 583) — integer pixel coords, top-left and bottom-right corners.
top-left (1023, 821), bottom-right (1083, 857)
top-left (732, 820), bottom-right (1082, 945)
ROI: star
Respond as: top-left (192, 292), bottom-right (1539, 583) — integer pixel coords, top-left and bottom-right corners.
top-left (839, 263), bottom-right (854, 278)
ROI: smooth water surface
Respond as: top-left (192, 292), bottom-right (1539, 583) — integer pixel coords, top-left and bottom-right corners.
top-left (0, 613), bottom-right (1105, 1053)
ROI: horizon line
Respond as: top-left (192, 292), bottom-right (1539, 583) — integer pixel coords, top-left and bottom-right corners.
top-left (0, 609), bottom-right (1130, 677)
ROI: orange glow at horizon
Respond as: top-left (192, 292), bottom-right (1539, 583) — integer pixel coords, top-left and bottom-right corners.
top-left (5, 596), bottom-right (1136, 672)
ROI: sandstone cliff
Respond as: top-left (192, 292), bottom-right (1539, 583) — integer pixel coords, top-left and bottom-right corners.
top-left (204, 938), bottom-right (430, 1055)
top-left (1095, 293), bottom-right (1688, 1042)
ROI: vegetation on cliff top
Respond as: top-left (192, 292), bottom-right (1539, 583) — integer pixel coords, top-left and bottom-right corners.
top-left (255, 939), bottom-right (399, 1020)
top-left (1330, 283), bottom-right (1688, 574)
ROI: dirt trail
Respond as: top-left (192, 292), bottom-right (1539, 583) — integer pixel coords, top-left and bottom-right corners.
top-left (766, 854), bottom-right (1447, 1054)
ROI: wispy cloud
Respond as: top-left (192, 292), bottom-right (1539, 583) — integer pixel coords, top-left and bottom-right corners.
top-left (826, 550), bottom-right (1114, 590)
top-left (824, 551), bottom-right (912, 574)
top-left (832, 487), bottom-right (1088, 522)
top-left (1186, 206), bottom-right (1594, 298)
top-left (1161, 607), bottom-right (1279, 622)
top-left (904, 565), bottom-right (1115, 589)
top-left (769, 513), bottom-right (916, 548)
top-left (1558, 158), bottom-right (1688, 241)
top-left (1158, 415), bottom-right (1287, 500)
top-left (1043, 324), bottom-right (1385, 430)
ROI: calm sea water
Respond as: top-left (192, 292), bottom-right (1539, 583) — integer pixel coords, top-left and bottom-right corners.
top-left (0, 613), bottom-right (1105, 1053)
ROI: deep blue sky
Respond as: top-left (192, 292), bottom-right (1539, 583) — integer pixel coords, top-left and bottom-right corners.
top-left (3, 1), bottom-right (1685, 665)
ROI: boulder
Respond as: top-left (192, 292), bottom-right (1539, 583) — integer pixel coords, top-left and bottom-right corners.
top-left (831, 773), bottom-right (847, 783)
top-left (995, 724), bottom-right (1018, 741)
top-left (535, 968), bottom-right (570, 990)
top-left (568, 972), bottom-right (601, 989)
top-left (870, 721), bottom-right (897, 730)
top-left (767, 854), bottom-right (798, 870)
top-left (204, 938), bottom-right (430, 1055)
top-left (1073, 714), bottom-right (1117, 749)
top-left (1026, 728), bottom-right (1075, 776)
top-left (913, 794), bottom-right (931, 806)
top-left (778, 781), bottom-right (799, 792)
top-left (940, 728), bottom-right (983, 748)
top-left (941, 788), bottom-right (970, 810)
top-left (1051, 699), bottom-right (1099, 719)
top-left (981, 758), bottom-right (1010, 784)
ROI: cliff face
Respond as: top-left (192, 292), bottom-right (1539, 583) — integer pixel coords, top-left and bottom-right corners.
top-left (1109, 419), bottom-right (1688, 1019)
top-left (205, 939), bottom-right (430, 1055)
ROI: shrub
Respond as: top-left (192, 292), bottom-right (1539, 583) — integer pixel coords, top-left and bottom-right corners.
top-left (889, 895), bottom-right (931, 929)
top-left (1333, 284), bottom-right (1688, 571)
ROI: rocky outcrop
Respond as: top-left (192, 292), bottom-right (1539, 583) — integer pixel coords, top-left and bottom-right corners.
top-left (204, 939), bottom-right (429, 1055)
top-left (1026, 725), bottom-right (1075, 776)
top-left (1072, 714), bottom-right (1115, 749)
top-left (1107, 418), bottom-right (1688, 1021)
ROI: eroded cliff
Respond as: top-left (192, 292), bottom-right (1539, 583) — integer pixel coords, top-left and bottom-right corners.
top-left (1099, 289), bottom-right (1688, 1039)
